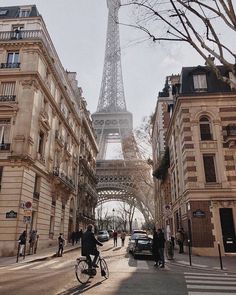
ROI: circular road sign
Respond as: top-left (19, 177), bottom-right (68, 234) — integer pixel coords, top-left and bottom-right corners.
top-left (24, 201), bottom-right (32, 209)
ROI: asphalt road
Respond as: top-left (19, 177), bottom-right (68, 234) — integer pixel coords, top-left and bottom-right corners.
top-left (0, 239), bottom-right (235, 295)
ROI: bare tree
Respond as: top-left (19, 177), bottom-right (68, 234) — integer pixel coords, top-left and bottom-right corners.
top-left (120, 0), bottom-right (236, 88)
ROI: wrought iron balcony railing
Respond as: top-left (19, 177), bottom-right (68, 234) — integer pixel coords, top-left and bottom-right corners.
top-left (0, 63), bottom-right (20, 69)
top-left (0, 95), bottom-right (16, 102)
top-left (52, 167), bottom-right (75, 190)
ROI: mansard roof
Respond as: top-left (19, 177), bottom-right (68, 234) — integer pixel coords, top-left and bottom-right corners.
top-left (0, 5), bottom-right (39, 19)
top-left (180, 65), bottom-right (232, 94)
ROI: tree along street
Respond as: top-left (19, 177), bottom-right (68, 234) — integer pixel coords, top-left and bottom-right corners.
top-left (0, 239), bottom-right (235, 294)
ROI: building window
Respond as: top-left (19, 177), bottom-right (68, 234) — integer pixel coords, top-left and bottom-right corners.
top-left (199, 116), bottom-right (212, 140)
top-left (7, 52), bottom-right (19, 64)
top-left (11, 25), bottom-right (24, 39)
top-left (0, 82), bottom-right (16, 102)
top-left (203, 154), bottom-right (217, 183)
top-left (38, 131), bottom-right (45, 155)
top-left (19, 9), bottom-right (30, 17)
top-left (193, 74), bottom-right (207, 92)
top-left (33, 174), bottom-right (41, 199)
top-left (0, 119), bottom-right (11, 150)
top-left (49, 216), bottom-right (55, 235)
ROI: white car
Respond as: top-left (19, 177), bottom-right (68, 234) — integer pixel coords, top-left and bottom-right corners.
top-left (97, 230), bottom-right (109, 242)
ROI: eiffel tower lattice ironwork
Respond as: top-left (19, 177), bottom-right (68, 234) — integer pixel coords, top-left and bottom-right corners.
top-left (92, 0), bottom-right (154, 222)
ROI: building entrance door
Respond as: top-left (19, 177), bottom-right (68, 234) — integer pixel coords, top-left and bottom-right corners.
top-left (220, 208), bottom-right (236, 253)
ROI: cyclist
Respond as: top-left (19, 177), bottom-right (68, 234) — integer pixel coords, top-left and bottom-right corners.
top-left (81, 224), bottom-right (103, 268)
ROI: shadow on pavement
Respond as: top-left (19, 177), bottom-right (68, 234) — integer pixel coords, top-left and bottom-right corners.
top-left (103, 246), bottom-right (114, 252)
top-left (113, 247), bottom-right (122, 251)
top-left (57, 279), bottom-right (106, 295)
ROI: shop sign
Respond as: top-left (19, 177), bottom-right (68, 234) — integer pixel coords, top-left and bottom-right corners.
top-left (193, 209), bottom-right (206, 218)
top-left (6, 210), bottom-right (17, 218)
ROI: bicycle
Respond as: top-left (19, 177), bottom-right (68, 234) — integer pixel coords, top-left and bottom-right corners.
top-left (75, 253), bottom-right (109, 284)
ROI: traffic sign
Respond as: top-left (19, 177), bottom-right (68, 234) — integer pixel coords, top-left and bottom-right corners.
top-left (24, 201), bottom-right (32, 209)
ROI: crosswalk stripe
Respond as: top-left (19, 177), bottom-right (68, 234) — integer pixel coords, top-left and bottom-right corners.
top-left (31, 260), bottom-right (59, 269)
top-left (177, 261), bottom-right (207, 267)
top-left (51, 260), bottom-right (73, 269)
top-left (185, 275), bottom-right (236, 280)
top-left (187, 285), bottom-right (236, 290)
top-left (186, 280), bottom-right (236, 285)
top-left (184, 272), bottom-right (236, 277)
top-left (188, 292), bottom-right (236, 295)
top-left (9, 261), bottom-right (42, 270)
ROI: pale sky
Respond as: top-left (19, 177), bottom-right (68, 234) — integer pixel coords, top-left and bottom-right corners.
top-left (1, 0), bottom-right (204, 127)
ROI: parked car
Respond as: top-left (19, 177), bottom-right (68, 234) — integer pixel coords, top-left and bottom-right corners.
top-left (97, 230), bottom-right (110, 242)
top-left (132, 230), bottom-right (147, 235)
top-left (128, 233), bottom-right (153, 258)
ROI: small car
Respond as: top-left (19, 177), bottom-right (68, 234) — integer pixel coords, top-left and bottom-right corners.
top-left (97, 230), bottom-right (110, 242)
top-left (128, 233), bottom-right (153, 258)
top-left (107, 229), bottom-right (114, 237)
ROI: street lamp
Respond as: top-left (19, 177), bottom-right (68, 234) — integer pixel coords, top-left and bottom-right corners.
top-left (112, 208), bottom-right (115, 230)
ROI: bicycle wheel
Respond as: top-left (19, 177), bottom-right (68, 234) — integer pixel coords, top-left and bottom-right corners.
top-left (100, 258), bottom-right (109, 279)
top-left (75, 259), bottom-right (90, 284)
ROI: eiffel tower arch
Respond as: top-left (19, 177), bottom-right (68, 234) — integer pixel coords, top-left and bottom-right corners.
top-left (92, 0), bottom-right (154, 223)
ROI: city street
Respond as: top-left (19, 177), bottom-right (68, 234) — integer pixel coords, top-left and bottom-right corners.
top-left (0, 240), bottom-right (236, 295)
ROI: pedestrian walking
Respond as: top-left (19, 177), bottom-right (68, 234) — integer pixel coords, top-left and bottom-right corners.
top-left (71, 231), bottom-right (76, 246)
top-left (176, 228), bottom-right (185, 254)
top-left (157, 228), bottom-right (165, 268)
top-left (120, 230), bottom-right (126, 247)
top-left (29, 230), bottom-right (37, 255)
top-left (152, 228), bottom-right (160, 267)
top-left (18, 230), bottom-right (27, 257)
top-left (57, 233), bottom-right (65, 257)
top-left (113, 230), bottom-right (118, 247)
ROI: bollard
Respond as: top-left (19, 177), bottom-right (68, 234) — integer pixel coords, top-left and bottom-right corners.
top-left (188, 239), bottom-right (192, 266)
top-left (217, 241), bottom-right (223, 270)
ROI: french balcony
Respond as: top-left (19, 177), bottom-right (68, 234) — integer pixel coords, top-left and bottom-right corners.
top-left (0, 95), bottom-right (16, 102)
top-left (52, 167), bottom-right (76, 191)
top-left (0, 143), bottom-right (10, 151)
top-left (0, 63), bottom-right (20, 69)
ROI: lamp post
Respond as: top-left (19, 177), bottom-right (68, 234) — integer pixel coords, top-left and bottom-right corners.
top-left (112, 208), bottom-right (115, 230)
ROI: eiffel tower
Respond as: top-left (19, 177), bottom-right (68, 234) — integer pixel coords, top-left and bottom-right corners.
top-left (92, 0), bottom-right (154, 222)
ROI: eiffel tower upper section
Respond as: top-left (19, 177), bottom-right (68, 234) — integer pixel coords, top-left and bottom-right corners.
top-left (96, 0), bottom-right (127, 113)
top-left (92, 0), bottom-right (134, 160)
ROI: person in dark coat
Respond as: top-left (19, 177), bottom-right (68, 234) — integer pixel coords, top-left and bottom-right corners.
top-left (152, 228), bottom-right (160, 267)
top-left (82, 224), bottom-right (103, 268)
top-left (18, 230), bottom-right (27, 256)
top-left (157, 228), bottom-right (166, 268)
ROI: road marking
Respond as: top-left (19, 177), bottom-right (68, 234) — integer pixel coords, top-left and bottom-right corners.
top-left (184, 272), bottom-right (236, 277)
top-left (31, 260), bottom-right (59, 269)
top-left (187, 285), bottom-right (236, 290)
top-left (185, 275), bottom-right (236, 280)
top-left (51, 260), bottom-right (73, 269)
top-left (9, 261), bottom-right (42, 270)
top-left (186, 280), bottom-right (236, 285)
top-left (188, 293), bottom-right (236, 295)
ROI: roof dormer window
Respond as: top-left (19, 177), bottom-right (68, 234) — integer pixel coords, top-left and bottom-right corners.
top-left (0, 9), bottom-right (8, 16)
top-left (193, 74), bottom-right (207, 92)
top-left (19, 9), bottom-right (30, 18)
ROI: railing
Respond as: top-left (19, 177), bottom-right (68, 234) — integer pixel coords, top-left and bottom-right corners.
top-left (0, 143), bottom-right (10, 150)
top-left (52, 167), bottom-right (75, 190)
top-left (0, 95), bottom-right (16, 102)
top-left (0, 63), bottom-right (20, 69)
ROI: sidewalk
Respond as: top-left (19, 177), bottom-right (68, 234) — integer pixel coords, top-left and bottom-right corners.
top-left (0, 243), bottom-right (81, 267)
top-left (167, 248), bottom-right (236, 273)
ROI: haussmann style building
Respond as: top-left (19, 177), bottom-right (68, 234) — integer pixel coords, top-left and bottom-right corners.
top-left (153, 65), bottom-right (236, 256)
top-left (0, 5), bottom-right (98, 256)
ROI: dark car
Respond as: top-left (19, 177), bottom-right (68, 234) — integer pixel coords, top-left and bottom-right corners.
top-left (128, 233), bottom-right (153, 258)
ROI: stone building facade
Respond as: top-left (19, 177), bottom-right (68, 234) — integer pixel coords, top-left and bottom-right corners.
top-left (0, 5), bottom-right (98, 256)
top-left (165, 66), bottom-right (236, 255)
